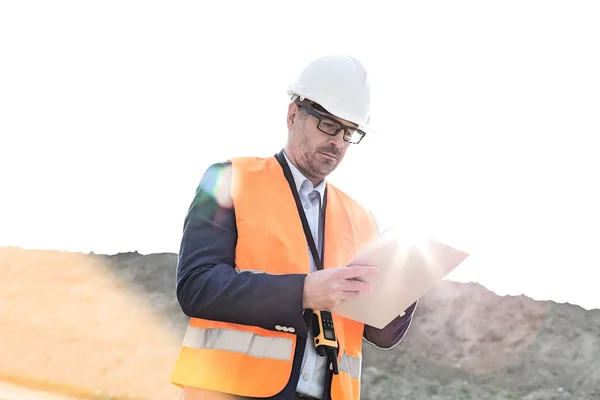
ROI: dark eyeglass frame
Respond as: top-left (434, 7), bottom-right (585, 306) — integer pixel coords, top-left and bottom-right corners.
top-left (297, 104), bottom-right (366, 144)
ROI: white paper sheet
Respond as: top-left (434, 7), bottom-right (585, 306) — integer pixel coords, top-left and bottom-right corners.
top-left (331, 228), bottom-right (470, 329)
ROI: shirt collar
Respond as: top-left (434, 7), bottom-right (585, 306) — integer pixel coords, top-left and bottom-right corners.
top-left (282, 150), bottom-right (326, 201)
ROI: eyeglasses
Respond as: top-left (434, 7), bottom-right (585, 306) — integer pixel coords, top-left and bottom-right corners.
top-left (298, 104), bottom-right (366, 144)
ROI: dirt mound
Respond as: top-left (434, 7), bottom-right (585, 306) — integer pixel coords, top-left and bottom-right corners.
top-left (2, 247), bottom-right (599, 399)
top-left (362, 281), bottom-right (600, 399)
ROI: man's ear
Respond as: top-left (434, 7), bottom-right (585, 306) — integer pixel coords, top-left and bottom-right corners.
top-left (287, 102), bottom-right (299, 131)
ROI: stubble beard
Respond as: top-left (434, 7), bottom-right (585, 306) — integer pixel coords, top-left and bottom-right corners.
top-left (306, 151), bottom-right (337, 178)
top-left (297, 140), bottom-right (339, 181)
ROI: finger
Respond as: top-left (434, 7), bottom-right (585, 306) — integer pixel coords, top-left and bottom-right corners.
top-left (340, 265), bottom-right (379, 279)
top-left (341, 279), bottom-right (372, 293)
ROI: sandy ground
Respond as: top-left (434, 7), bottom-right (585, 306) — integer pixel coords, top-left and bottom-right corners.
top-left (0, 382), bottom-right (74, 400)
top-left (0, 248), bottom-right (182, 400)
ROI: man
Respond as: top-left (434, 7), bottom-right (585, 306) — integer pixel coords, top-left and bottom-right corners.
top-left (170, 55), bottom-right (418, 400)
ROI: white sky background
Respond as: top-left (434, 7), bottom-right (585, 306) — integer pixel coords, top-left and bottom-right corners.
top-left (1, 1), bottom-right (599, 309)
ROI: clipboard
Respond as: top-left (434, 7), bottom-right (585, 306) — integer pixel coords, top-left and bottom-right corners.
top-left (330, 227), bottom-right (470, 329)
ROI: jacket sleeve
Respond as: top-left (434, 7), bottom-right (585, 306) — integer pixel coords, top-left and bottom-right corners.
top-left (363, 300), bottom-right (418, 349)
top-left (175, 162), bottom-right (310, 337)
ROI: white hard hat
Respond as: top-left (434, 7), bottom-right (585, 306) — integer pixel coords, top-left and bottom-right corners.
top-left (288, 55), bottom-right (372, 129)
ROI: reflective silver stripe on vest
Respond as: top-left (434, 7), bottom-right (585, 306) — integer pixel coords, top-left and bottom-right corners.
top-left (338, 351), bottom-right (361, 379)
top-left (182, 326), bottom-right (293, 361)
top-left (236, 268), bottom-right (266, 274)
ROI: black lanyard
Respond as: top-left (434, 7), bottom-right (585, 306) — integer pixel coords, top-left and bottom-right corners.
top-left (275, 150), bottom-right (327, 271)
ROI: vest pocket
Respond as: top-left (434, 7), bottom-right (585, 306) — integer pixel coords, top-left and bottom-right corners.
top-left (171, 319), bottom-right (297, 397)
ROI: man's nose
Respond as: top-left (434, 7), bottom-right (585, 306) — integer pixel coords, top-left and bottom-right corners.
top-left (328, 130), bottom-right (346, 148)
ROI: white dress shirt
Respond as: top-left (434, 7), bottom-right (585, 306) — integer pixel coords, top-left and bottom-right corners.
top-left (282, 151), bottom-right (328, 399)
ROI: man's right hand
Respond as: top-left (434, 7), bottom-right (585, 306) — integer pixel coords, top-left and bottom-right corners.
top-left (302, 265), bottom-right (379, 311)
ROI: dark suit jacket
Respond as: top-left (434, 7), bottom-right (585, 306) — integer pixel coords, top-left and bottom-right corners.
top-left (175, 159), bottom-right (418, 399)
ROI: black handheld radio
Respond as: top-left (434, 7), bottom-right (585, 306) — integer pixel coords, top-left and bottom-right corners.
top-left (312, 310), bottom-right (339, 374)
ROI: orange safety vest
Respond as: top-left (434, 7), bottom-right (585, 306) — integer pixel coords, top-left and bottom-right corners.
top-left (170, 155), bottom-right (379, 399)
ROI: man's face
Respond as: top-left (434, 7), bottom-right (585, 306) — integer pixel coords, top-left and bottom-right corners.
top-left (285, 102), bottom-right (356, 184)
